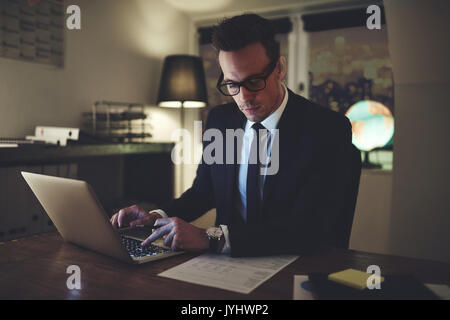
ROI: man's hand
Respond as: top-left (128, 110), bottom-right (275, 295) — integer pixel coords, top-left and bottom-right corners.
top-left (110, 205), bottom-right (161, 228)
top-left (141, 217), bottom-right (209, 252)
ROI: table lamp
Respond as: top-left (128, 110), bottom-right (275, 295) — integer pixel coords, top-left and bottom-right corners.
top-left (157, 55), bottom-right (208, 126)
top-left (157, 55), bottom-right (208, 191)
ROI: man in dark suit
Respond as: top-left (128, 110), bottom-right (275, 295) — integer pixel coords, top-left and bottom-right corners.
top-left (111, 14), bottom-right (361, 257)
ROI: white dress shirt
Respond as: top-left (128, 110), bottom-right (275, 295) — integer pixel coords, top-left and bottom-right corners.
top-left (236, 84), bottom-right (289, 223)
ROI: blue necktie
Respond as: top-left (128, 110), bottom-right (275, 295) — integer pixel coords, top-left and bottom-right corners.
top-left (246, 122), bottom-right (266, 224)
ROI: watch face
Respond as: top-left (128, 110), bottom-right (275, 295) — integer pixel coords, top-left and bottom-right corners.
top-left (207, 227), bottom-right (222, 238)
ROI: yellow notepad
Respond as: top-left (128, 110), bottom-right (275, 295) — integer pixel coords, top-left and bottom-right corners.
top-left (328, 268), bottom-right (384, 290)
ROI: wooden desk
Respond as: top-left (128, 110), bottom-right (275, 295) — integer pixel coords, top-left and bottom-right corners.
top-left (0, 233), bottom-right (449, 300)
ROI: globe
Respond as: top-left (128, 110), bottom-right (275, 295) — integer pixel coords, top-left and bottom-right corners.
top-left (345, 100), bottom-right (394, 152)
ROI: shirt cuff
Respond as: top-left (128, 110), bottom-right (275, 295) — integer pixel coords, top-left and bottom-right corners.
top-left (220, 224), bottom-right (231, 254)
top-left (149, 209), bottom-right (168, 219)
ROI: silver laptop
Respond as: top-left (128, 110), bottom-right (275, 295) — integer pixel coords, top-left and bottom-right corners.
top-left (21, 171), bottom-right (183, 264)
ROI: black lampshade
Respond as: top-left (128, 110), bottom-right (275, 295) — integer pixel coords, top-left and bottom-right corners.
top-left (157, 55), bottom-right (208, 108)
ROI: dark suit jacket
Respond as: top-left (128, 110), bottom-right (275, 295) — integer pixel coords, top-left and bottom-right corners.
top-left (162, 89), bottom-right (361, 257)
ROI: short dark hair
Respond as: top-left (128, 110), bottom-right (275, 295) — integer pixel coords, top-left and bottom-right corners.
top-left (212, 13), bottom-right (280, 62)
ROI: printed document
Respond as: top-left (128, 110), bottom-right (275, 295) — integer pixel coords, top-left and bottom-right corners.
top-left (158, 254), bottom-right (298, 294)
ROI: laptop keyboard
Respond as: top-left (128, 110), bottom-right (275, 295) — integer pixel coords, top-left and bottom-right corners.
top-left (121, 236), bottom-right (171, 258)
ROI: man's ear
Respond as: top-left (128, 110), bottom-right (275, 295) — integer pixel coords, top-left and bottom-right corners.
top-left (278, 56), bottom-right (287, 81)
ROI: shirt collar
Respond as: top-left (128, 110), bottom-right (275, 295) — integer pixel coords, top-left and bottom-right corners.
top-left (245, 84), bottom-right (289, 131)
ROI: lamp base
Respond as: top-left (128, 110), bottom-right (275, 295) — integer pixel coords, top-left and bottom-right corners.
top-left (362, 151), bottom-right (382, 169)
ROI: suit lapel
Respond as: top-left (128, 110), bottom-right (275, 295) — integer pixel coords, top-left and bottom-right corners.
top-left (262, 90), bottom-right (307, 210)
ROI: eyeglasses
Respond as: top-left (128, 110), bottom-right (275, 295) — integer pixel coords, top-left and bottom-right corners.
top-left (216, 59), bottom-right (278, 96)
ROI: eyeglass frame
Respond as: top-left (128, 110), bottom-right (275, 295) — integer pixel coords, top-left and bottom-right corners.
top-left (216, 58), bottom-right (279, 96)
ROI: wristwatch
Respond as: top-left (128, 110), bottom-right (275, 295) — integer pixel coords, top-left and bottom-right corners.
top-left (206, 226), bottom-right (223, 253)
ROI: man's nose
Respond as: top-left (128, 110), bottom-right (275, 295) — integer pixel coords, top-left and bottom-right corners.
top-left (239, 85), bottom-right (256, 102)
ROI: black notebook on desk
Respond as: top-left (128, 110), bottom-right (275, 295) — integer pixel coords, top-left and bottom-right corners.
top-left (308, 273), bottom-right (439, 300)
